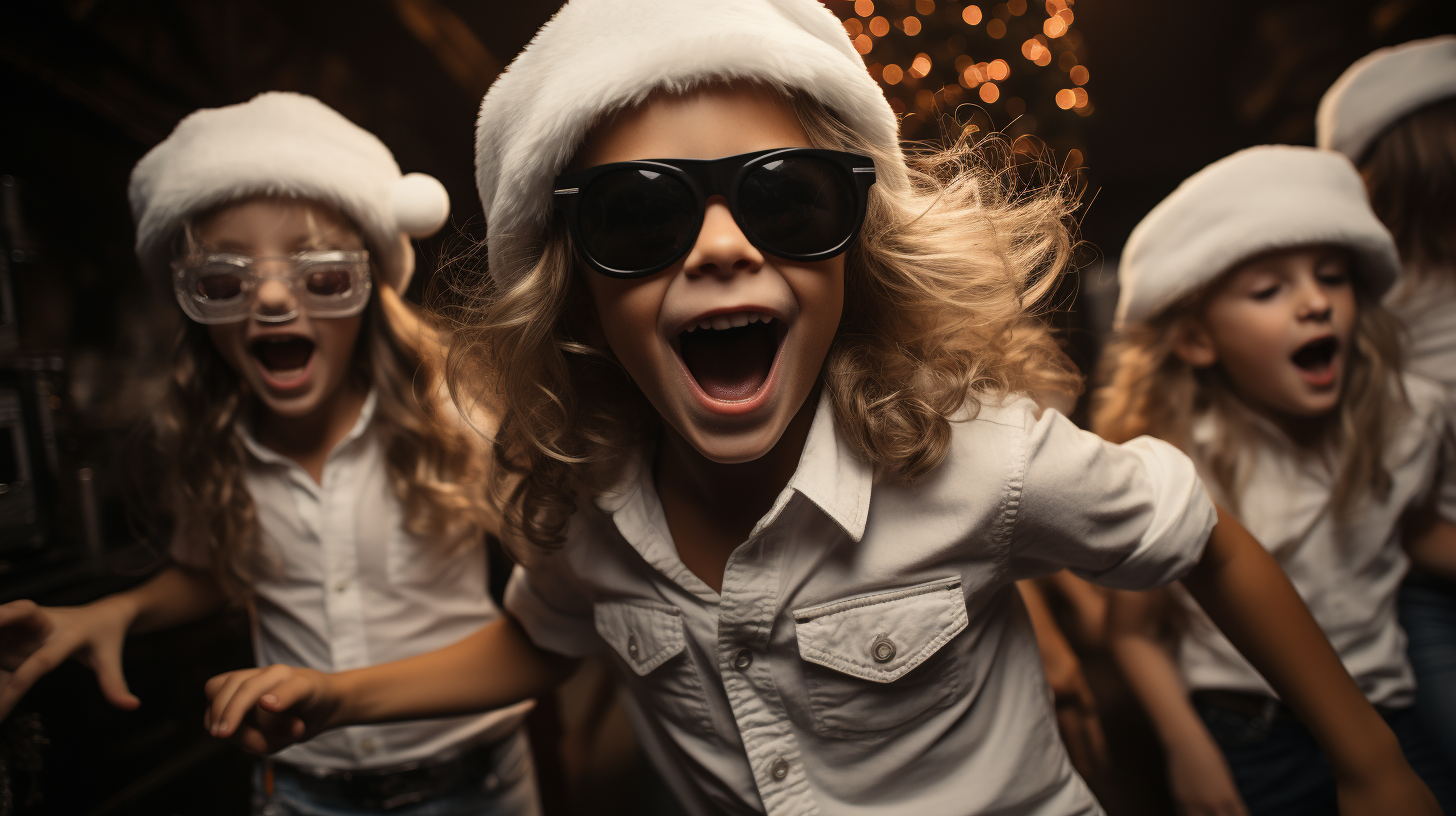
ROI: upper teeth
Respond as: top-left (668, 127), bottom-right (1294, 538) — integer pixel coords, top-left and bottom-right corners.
top-left (686, 312), bottom-right (773, 332)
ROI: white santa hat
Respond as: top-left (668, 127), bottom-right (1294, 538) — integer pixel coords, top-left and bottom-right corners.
top-left (129, 91), bottom-right (451, 292)
top-left (473, 0), bottom-right (901, 286)
top-left (1316, 36), bottom-right (1456, 162)
top-left (1115, 145), bottom-right (1400, 326)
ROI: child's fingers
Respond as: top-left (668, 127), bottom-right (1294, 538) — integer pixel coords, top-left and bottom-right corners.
top-left (0, 635), bottom-right (80, 721)
top-left (211, 665), bottom-right (297, 738)
top-left (89, 643), bottom-right (138, 711)
top-left (0, 601), bottom-right (42, 631)
top-left (204, 669), bottom-right (258, 734)
top-left (255, 672), bottom-right (319, 715)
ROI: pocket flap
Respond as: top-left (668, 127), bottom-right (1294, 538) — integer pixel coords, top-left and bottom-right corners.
top-left (793, 577), bottom-right (967, 683)
top-left (594, 598), bottom-right (688, 677)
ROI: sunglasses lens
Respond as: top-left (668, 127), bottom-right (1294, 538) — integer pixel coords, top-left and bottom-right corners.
top-left (579, 168), bottom-right (699, 273)
top-left (738, 155), bottom-right (858, 258)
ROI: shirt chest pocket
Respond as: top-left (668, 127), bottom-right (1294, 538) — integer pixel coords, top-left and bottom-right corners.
top-left (594, 599), bottom-right (714, 735)
top-left (793, 576), bottom-right (969, 738)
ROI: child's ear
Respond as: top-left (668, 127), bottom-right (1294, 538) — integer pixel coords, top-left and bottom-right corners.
top-left (1171, 318), bottom-right (1218, 368)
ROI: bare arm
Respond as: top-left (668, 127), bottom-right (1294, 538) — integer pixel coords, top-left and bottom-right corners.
top-left (0, 565), bottom-right (224, 717)
top-left (206, 614), bottom-right (577, 755)
top-left (1107, 587), bottom-right (1247, 816)
top-left (1017, 580), bottom-right (1107, 779)
top-left (1182, 507), bottom-right (1439, 814)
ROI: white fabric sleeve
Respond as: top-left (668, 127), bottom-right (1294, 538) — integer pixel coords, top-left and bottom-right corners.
top-left (503, 559), bottom-right (605, 658)
top-left (1009, 408), bottom-right (1217, 590)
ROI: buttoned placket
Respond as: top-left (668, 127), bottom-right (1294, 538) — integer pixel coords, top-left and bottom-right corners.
top-left (717, 508), bottom-right (818, 816)
top-left (240, 393), bottom-right (378, 762)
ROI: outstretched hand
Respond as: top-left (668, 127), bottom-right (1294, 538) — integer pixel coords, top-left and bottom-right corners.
top-left (0, 599), bottom-right (138, 720)
top-left (204, 664), bottom-right (340, 755)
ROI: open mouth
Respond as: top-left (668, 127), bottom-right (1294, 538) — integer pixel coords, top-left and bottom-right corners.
top-left (676, 312), bottom-right (783, 402)
top-left (1291, 336), bottom-right (1339, 375)
top-left (250, 335), bottom-right (315, 382)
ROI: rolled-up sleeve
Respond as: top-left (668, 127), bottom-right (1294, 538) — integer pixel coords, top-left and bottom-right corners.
top-left (504, 558), bottom-right (604, 658)
top-left (1009, 408), bottom-right (1216, 590)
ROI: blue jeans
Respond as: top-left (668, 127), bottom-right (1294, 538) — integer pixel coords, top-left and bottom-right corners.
top-left (1195, 698), bottom-right (1456, 816)
top-left (1401, 573), bottom-right (1456, 770)
top-left (252, 730), bottom-right (541, 816)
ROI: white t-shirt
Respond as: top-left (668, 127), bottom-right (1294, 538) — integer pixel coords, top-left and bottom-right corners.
top-left (173, 391), bottom-right (530, 770)
top-left (505, 392), bottom-right (1216, 816)
top-left (1174, 373), bottom-right (1456, 708)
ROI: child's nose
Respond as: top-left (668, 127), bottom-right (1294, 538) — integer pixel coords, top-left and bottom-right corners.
top-left (683, 196), bottom-right (763, 279)
top-left (252, 275), bottom-right (299, 322)
top-left (1296, 279), bottom-right (1333, 320)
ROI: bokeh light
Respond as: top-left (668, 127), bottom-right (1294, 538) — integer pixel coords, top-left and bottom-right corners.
top-left (855, 0), bottom-right (875, 17)
top-left (869, 16), bottom-right (891, 36)
top-left (904, 15), bottom-right (923, 35)
top-left (910, 53), bottom-right (933, 77)
top-left (916, 88), bottom-right (936, 110)
top-left (854, 34), bottom-right (873, 54)
top-left (844, 18), bottom-right (864, 38)
top-left (1070, 65), bottom-right (1089, 85)
top-left (1058, 50), bottom-right (1078, 71)
top-left (915, 0), bottom-right (937, 14)
top-left (962, 5), bottom-right (983, 25)
top-left (1055, 88), bottom-right (1076, 109)
top-left (1043, 16), bottom-right (1067, 37)
top-left (882, 63), bottom-right (904, 84)
top-left (1008, 0), bottom-right (1027, 15)
top-left (979, 81), bottom-right (1000, 102)
top-left (988, 58), bottom-right (1009, 80)
top-left (987, 18), bottom-right (1006, 38)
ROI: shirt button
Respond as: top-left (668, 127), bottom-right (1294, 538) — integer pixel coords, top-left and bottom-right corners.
top-left (627, 634), bottom-right (640, 660)
top-left (872, 637), bottom-right (896, 663)
top-left (770, 757), bottom-right (789, 781)
top-left (334, 578), bottom-right (351, 594)
top-left (732, 649), bottom-right (753, 670)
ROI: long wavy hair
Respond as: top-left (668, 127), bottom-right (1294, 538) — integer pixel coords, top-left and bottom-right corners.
top-left (443, 87), bottom-right (1083, 559)
top-left (1360, 98), bottom-right (1456, 284)
top-left (154, 202), bottom-right (495, 605)
top-left (1091, 279), bottom-right (1405, 517)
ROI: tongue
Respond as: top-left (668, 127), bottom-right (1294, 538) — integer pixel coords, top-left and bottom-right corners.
top-left (254, 338), bottom-right (314, 371)
top-left (680, 324), bottom-right (776, 402)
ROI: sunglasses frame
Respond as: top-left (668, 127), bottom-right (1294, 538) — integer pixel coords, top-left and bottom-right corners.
top-left (552, 147), bottom-right (877, 279)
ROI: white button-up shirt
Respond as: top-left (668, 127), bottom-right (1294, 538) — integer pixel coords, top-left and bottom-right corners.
top-left (506, 393), bottom-right (1216, 816)
top-left (1388, 272), bottom-right (1456, 396)
top-left (174, 391), bottom-right (530, 770)
top-left (1175, 373), bottom-right (1456, 709)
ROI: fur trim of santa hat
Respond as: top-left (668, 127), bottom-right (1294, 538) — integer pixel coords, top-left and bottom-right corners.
top-left (473, 0), bottom-right (900, 286)
top-left (129, 91), bottom-right (450, 292)
top-left (1317, 36), bottom-right (1456, 162)
top-left (1115, 145), bottom-right (1400, 326)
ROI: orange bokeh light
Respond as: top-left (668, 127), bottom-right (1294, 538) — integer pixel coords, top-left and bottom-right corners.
top-left (916, 89), bottom-right (936, 110)
top-left (962, 5), bottom-right (983, 24)
top-left (1055, 89), bottom-right (1076, 109)
top-left (903, 15), bottom-right (923, 35)
top-left (987, 18), bottom-right (1007, 38)
top-left (1064, 148), bottom-right (1083, 171)
top-left (844, 18), bottom-right (864, 37)
top-left (1044, 16), bottom-right (1067, 37)
top-left (980, 82), bottom-right (1000, 103)
top-left (915, 0), bottom-right (936, 14)
top-left (988, 59), bottom-right (1009, 80)
top-left (869, 15), bottom-right (891, 36)
top-left (1072, 87), bottom-right (1088, 107)
top-left (882, 63), bottom-right (904, 85)
top-left (1035, 49), bottom-right (1052, 66)
top-left (1009, 0), bottom-right (1027, 14)
top-left (855, 0), bottom-right (874, 17)
top-left (1070, 65), bottom-right (1089, 85)
top-left (910, 53), bottom-right (933, 76)
top-left (854, 34), bottom-right (873, 54)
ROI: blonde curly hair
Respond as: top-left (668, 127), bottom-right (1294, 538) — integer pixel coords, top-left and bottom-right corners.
top-left (444, 87), bottom-right (1084, 558)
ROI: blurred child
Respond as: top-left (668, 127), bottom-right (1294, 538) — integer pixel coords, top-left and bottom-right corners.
top-left (0, 93), bottom-right (537, 816)
top-left (1097, 145), bottom-right (1456, 815)
top-left (201, 4), bottom-right (1439, 815)
top-left (1319, 35), bottom-right (1456, 770)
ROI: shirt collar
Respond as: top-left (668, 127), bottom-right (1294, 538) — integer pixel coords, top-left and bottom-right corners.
top-left (238, 388), bottom-right (379, 467)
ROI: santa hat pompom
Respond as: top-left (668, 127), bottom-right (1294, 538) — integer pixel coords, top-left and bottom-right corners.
top-left (391, 173), bottom-right (451, 238)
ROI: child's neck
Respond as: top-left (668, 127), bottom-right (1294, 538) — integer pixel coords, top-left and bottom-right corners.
top-left (654, 389), bottom-right (819, 594)
top-left (254, 381), bottom-right (369, 484)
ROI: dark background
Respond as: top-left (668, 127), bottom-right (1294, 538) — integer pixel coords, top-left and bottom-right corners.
top-left (0, 1), bottom-right (1452, 814)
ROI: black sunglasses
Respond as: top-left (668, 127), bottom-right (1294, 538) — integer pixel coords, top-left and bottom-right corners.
top-left (552, 148), bottom-right (877, 279)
